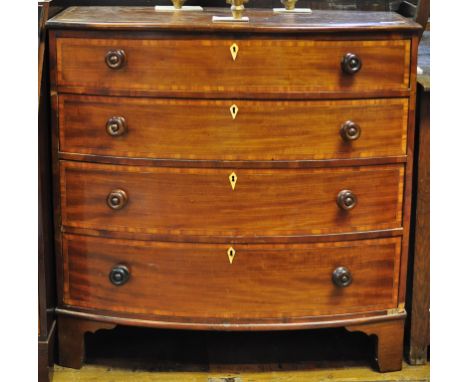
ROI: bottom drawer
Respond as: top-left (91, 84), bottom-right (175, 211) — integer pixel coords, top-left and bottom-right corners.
top-left (62, 234), bottom-right (400, 321)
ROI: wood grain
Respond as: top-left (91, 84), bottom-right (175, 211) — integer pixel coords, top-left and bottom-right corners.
top-left (47, 6), bottom-right (421, 33)
top-left (60, 161), bottom-right (405, 238)
top-left (38, 321), bottom-right (55, 382)
top-left (57, 152), bottom-right (408, 170)
top-left (57, 315), bottom-right (116, 369)
top-left (59, 95), bottom-right (408, 161)
top-left (53, 362), bottom-right (429, 382)
top-left (55, 36), bottom-right (411, 98)
top-left (346, 318), bottom-right (405, 372)
top-left (62, 234), bottom-right (401, 321)
top-left (56, 307), bottom-right (405, 331)
top-left (47, 7), bottom-right (421, 372)
top-left (39, 3), bottom-right (56, 380)
top-left (407, 84), bottom-right (430, 364)
top-left (396, 34), bottom-right (418, 305)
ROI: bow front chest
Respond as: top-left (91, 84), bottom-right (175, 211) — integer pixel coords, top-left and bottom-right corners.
top-left (47, 6), bottom-right (421, 372)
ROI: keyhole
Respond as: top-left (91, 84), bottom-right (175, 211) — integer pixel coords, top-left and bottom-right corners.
top-left (227, 247), bottom-right (236, 264)
top-left (230, 104), bottom-right (238, 120)
top-left (230, 43), bottom-right (239, 61)
top-left (229, 172), bottom-right (237, 190)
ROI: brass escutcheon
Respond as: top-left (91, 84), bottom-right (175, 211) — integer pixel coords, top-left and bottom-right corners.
top-left (229, 172), bottom-right (238, 190)
top-left (227, 247), bottom-right (236, 264)
top-left (230, 43), bottom-right (239, 61)
top-left (230, 104), bottom-right (239, 120)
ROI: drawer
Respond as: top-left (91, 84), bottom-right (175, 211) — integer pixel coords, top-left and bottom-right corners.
top-left (55, 37), bottom-right (411, 97)
top-left (62, 234), bottom-right (401, 319)
top-left (59, 95), bottom-right (408, 161)
top-left (60, 161), bottom-right (404, 238)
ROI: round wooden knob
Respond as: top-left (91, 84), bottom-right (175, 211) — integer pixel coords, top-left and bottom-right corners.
top-left (340, 121), bottom-right (361, 142)
top-left (107, 189), bottom-right (128, 210)
top-left (332, 266), bottom-right (352, 287)
top-left (337, 190), bottom-right (357, 210)
top-left (109, 265), bottom-right (130, 286)
top-left (105, 49), bottom-right (126, 69)
top-left (341, 53), bottom-right (362, 74)
top-left (106, 116), bottom-right (127, 137)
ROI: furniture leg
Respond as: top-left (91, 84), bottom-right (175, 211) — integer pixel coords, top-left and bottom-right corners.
top-left (346, 318), bottom-right (405, 372)
top-left (57, 315), bottom-right (116, 369)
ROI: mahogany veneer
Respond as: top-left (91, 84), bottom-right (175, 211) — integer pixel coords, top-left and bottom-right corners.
top-left (56, 37), bottom-right (410, 98)
top-left (60, 161), bottom-right (404, 238)
top-left (63, 235), bottom-right (401, 319)
top-left (47, 6), bottom-right (421, 373)
top-left (59, 96), bottom-right (409, 161)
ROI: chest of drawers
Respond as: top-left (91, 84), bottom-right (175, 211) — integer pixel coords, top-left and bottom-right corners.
top-left (47, 6), bottom-right (420, 372)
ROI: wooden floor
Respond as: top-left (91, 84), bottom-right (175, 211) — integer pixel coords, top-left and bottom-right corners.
top-left (52, 326), bottom-right (430, 381)
top-left (54, 362), bottom-right (429, 381)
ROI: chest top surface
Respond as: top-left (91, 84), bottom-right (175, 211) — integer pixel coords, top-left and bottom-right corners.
top-left (47, 6), bottom-right (420, 33)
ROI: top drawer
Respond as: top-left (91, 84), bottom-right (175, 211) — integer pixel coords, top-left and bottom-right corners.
top-left (55, 37), bottom-right (411, 98)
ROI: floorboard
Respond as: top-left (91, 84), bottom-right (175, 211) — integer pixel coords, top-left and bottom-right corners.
top-left (54, 363), bottom-right (429, 382)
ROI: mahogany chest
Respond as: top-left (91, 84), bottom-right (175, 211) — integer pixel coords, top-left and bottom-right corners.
top-left (47, 6), bottom-right (421, 372)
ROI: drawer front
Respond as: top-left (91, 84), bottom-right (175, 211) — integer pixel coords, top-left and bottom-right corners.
top-left (60, 161), bottom-right (404, 237)
top-left (62, 234), bottom-right (400, 319)
top-left (56, 37), bottom-right (411, 96)
top-left (59, 95), bottom-right (408, 161)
